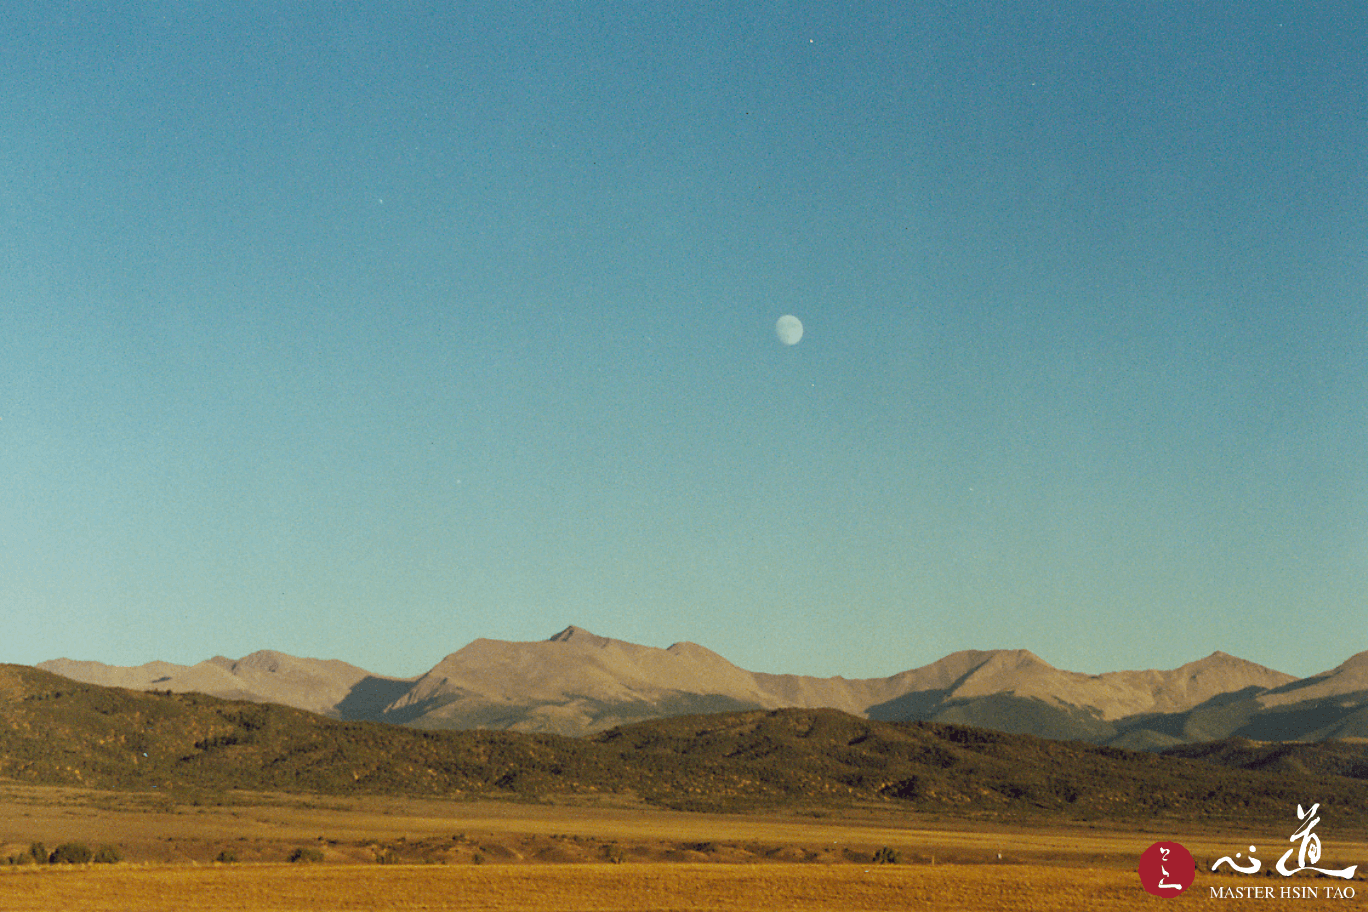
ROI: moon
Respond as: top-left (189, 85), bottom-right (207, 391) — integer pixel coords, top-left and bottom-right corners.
top-left (775, 314), bottom-right (803, 345)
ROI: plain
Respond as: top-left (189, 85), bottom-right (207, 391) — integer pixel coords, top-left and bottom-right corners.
top-left (4, 784), bottom-right (1365, 911)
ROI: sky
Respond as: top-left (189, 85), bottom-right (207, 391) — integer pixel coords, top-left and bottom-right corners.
top-left (2, 2), bottom-right (1365, 680)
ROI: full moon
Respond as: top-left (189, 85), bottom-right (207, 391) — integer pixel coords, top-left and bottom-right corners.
top-left (775, 314), bottom-right (803, 345)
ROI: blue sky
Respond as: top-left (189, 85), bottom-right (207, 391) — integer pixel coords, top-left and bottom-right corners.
top-left (2, 2), bottom-right (1365, 679)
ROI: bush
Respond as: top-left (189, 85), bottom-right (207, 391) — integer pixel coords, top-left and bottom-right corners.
top-left (216, 850), bottom-right (238, 864)
top-left (28, 843), bottom-right (47, 865)
top-left (289, 847), bottom-right (324, 864)
top-left (872, 846), bottom-right (900, 865)
top-left (49, 843), bottom-right (93, 865)
top-left (93, 845), bottom-right (122, 864)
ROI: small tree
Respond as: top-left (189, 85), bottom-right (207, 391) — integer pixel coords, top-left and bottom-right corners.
top-left (872, 846), bottom-right (900, 865)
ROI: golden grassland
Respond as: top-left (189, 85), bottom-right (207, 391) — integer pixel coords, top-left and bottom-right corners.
top-left (3, 784), bottom-right (1367, 911)
top-left (5, 863), bottom-right (1363, 912)
top-left (0, 784), bottom-right (1162, 866)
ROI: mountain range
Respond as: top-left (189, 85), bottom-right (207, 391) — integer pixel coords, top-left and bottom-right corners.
top-left (38, 626), bottom-right (1368, 748)
top-left (13, 660), bottom-right (1368, 825)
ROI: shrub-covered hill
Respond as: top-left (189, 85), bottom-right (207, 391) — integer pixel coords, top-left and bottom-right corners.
top-left (4, 663), bottom-right (1367, 825)
top-left (1165, 736), bottom-right (1368, 780)
top-left (585, 709), bottom-right (1368, 823)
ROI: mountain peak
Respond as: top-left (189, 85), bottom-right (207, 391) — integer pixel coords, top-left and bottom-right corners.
top-left (1179, 651), bottom-right (1294, 686)
top-left (989, 648), bottom-right (1052, 668)
top-left (548, 626), bottom-right (611, 647)
top-left (234, 649), bottom-right (293, 673)
top-left (1194, 651), bottom-right (1259, 668)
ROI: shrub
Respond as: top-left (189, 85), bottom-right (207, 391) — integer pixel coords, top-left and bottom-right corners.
top-left (28, 843), bottom-right (47, 865)
top-left (216, 850), bottom-right (238, 864)
top-left (872, 846), bottom-right (900, 865)
top-left (289, 847), bottom-right (324, 864)
top-left (49, 843), bottom-right (93, 865)
top-left (93, 845), bottom-right (122, 864)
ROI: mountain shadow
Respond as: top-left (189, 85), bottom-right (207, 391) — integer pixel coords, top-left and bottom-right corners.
top-left (934, 695), bottom-right (1114, 742)
top-left (867, 691), bottom-right (1114, 742)
top-left (1109, 687), bottom-right (1269, 747)
top-left (865, 688), bottom-right (950, 722)
top-left (335, 676), bottom-right (417, 722)
top-left (1233, 692), bottom-right (1368, 742)
top-left (394, 692), bottom-right (766, 735)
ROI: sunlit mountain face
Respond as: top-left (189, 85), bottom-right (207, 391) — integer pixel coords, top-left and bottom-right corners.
top-left (43, 627), bottom-right (1368, 747)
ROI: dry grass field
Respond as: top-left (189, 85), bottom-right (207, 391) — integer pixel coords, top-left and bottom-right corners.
top-left (4, 863), bottom-right (1360, 912)
top-left (0, 784), bottom-right (1157, 867)
top-left (3, 784), bottom-right (1366, 910)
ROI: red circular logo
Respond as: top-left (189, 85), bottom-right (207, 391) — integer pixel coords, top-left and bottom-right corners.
top-left (1138, 841), bottom-right (1195, 897)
